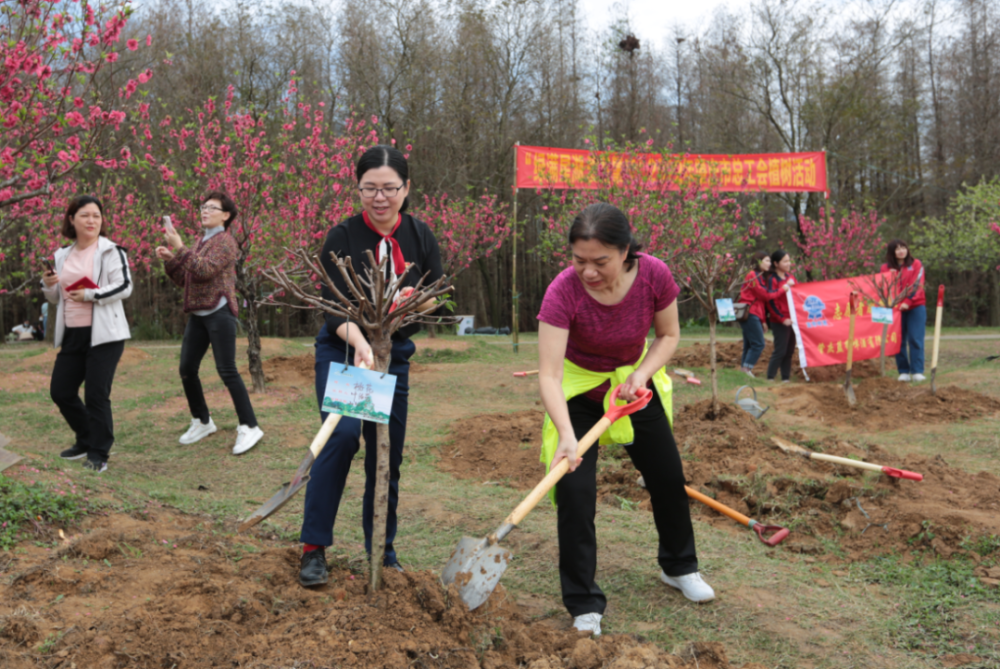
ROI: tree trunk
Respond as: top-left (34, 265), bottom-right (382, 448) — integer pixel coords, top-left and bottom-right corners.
top-left (879, 323), bottom-right (888, 377)
top-left (477, 257), bottom-right (498, 326)
top-left (236, 268), bottom-right (266, 393)
top-left (709, 311), bottom-right (719, 418)
top-left (368, 336), bottom-right (392, 592)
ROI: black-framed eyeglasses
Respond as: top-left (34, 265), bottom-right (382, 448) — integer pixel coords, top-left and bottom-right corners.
top-left (201, 205), bottom-right (224, 213)
top-left (358, 185), bottom-right (404, 199)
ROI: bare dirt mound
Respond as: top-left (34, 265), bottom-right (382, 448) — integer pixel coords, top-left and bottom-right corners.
top-left (416, 338), bottom-right (472, 352)
top-left (260, 354), bottom-right (315, 387)
top-left (0, 372), bottom-right (50, 393)
top-left (0, 510), bottom-right (757, 669)
top-left (436, 402), bottom-right (1000, 562)
top-left (437, 411), bottom-right (546, 488)
top-left (673, 341), bottom-right (889, 381)
top-left (770, 378), bottom-right (1000, 430)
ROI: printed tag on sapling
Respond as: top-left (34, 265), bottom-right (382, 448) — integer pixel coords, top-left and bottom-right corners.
top-left (322, 364), bottom-right (397, 424)
top-left (871, 307), bottom-right (894, 325)
top-left (715, 298), bottom-right (736, 323)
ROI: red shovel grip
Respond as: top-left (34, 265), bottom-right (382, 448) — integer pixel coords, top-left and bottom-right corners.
top-left (882, 466), bottom-right (923, 481)
top-left (752, 523), bottom-right (790, 547)
top-left (604, 385), bottom-right (653, 422)
top-left (937, 285), bottom-right (945, 308)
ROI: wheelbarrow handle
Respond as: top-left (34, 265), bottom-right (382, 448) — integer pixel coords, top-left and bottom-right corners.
top-left (492, 386), bottom-right (652, 539)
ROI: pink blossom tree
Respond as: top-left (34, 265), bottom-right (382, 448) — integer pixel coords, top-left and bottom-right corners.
top-left (792, 205), bottom-right (884, 280)
top-left (414, 192), bottom-right (510, 278)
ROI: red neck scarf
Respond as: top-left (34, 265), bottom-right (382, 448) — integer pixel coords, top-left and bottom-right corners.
top-left (362, 212), bottom-right (406, 276)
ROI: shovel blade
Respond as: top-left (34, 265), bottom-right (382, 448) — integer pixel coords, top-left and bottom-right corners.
top-left (238, 475), bottom-right (311, 533)
top-left (0, 448), bottom-right (22, 473)
top-left (440, 536), bottom-right (512, 611)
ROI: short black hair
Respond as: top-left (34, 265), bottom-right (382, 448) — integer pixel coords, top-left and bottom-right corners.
top-left (752, 250), bottom-right (770, 270)
top-left (568, 203), bottom-right (642, 270)
top-left (62, 195), bottom-right (107, 240)
top-left (202, 191), bottom-right (237, 230)
top-left (356, 145), bottom-right (410, 213)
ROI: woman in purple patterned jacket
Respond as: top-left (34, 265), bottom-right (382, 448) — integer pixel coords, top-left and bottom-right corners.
top-left (156, 191), bottom-right (264, 456)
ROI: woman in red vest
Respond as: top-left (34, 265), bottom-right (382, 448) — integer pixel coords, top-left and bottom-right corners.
top-left (737, 251), bottom-right (791, 377)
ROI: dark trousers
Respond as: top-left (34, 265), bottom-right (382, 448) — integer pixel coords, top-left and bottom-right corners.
top-left (557, 393), bottom-right (698, 617)
top-left (739, 315), bottom-right (766, 369)
top-left (49, 327), bottom-right (124, 462)
top-left (767, 321), bottom-right (796, 381)
top-left (300, 325), bottom-right (414, 565)
top-left (179, 309), bottom-right (257, 428)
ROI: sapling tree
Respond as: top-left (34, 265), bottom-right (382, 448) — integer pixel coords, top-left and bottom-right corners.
top-left (261, 247), bottom-right (453, 591)
top-left (850, 271), bottom-right (916, 377)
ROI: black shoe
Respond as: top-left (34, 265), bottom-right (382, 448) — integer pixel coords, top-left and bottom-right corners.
top-left (299, 548), bottom-right (328, 587)
top-left (82, 459), bottom-right (107, 473)
top-left (387, 561), bottom-right (405, 573)
top-left (60, 444), bottom-right (88, 461)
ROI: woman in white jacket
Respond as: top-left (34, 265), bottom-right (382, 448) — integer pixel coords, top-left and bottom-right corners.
top-left (41, 195), bottom-right (132, 473)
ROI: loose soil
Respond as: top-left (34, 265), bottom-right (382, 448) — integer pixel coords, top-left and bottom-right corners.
top-left (0, 507), bottom-right (760, 669)
top-left (438, 399), bottom-right (1000, 563)
top-left (770, 377), bottom-right (1000, 431)
top-left (673, 341), bottom-right (891, 382)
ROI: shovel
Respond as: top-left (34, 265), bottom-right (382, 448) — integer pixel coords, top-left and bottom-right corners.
top-left (0, 432), bottom-right (22, 473)
top-left (930, 285), bottom-right (944, 395)
top-left (637, 475), bottom-right (788, 546)
top-left (512, 369), bottom-right (539, 378)
top-left (844, 292), bottom-right (858, 407)
top-left (771, 437), bottom-right (923, 481)
top-left (685, 486), bottom-right (789, 546)
top-left (673, 368), bottom-right (702, 385)
top-left (238, 361), bottom-right (369, 532)
top-left (441, 385), bottom-right (653, 610)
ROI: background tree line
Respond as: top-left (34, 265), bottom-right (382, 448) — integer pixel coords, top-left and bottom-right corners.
top-left (2, 0), bottom-right (999, 338)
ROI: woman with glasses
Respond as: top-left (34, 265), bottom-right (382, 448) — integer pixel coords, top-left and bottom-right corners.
top-left (156, 191), bottom-right (264, 456)
top-left (297, 145), bottom-right (444, 588)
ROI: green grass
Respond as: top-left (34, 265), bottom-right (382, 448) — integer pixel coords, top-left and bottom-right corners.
top-left (0, 474), bottom-right (93, 550)
top-left (1, 333), bottom-right (999, 667)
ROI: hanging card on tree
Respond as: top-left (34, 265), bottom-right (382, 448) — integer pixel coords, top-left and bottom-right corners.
top-left (715, 298), bottom-right (736, 322)
top-left (871, 307), bottom-right (894, 325)
top-left (322, 363), bottom-right (397, 424)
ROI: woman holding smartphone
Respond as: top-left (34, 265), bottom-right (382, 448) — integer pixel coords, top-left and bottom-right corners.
top-left (156, 192), bottom-right (264, 455)
top-left (41, 195), bottom-right (133, 473)
top-left (297, 145), bottom-right (444, 587)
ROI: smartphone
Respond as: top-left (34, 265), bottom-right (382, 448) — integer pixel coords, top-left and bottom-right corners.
top-left (162, 215), bottom-right (175, 233)
top-left (42, 259), bottom-right (54, 274)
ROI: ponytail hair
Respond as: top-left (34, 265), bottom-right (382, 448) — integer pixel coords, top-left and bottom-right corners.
top-left (568, 203), bottom-right (642, 270)
top-left (356, 145), bottom-right (410, 213)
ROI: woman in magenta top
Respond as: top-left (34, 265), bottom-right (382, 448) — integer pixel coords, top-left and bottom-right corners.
top-left (881, 240), bottom-right (926, 382)
top-left (536, 203), bottom-right (714, 637)
top-left (763, 250), bottom-right (797, 381)
top-left (737, 251), bottom-right (790, 377)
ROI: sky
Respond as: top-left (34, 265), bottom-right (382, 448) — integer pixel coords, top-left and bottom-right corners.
top-left (577, 0), bottom-right (731, 48)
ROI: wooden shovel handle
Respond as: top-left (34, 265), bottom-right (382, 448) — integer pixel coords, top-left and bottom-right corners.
top-left (309, 360), bottom-right (370, 458)
top-left (501, 386), bottom-right (652, 529)
top-left (845, 292), bottom-right (859, 372)
top-left (513, 370), bottom-right (539, 377)
top-left (685, 485), bottom-right (751, 527)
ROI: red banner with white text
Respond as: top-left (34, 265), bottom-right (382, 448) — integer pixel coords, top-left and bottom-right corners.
top-left (788, 274), bottom-right (902, 369)
top-left (515, 145), bottom-right (828, 193)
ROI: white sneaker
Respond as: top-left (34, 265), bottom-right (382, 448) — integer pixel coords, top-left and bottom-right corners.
top-left (572, 612), bottom-right (602, 636)
top-left (744, 369), bottom-right (756, 378)
top-left (179, 417), bottom-right (217, 444)
top-left (233, 425), bottom-right (264, 455)
top-left (898, 373), bottom-right (911, 382)
top-left (912, 373), bottom-right (926, 382)
top-left (660, 571), bottom-right (715, 603)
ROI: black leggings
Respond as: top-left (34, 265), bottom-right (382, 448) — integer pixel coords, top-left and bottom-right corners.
top-left (556, 392), bottom-right (698, 617)
top-left (50, 327), bottom-right (124, 462)
top-left (179, 309), bottom-right (257, 428)
top-left (767, 321), bottom-right (796, 381)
